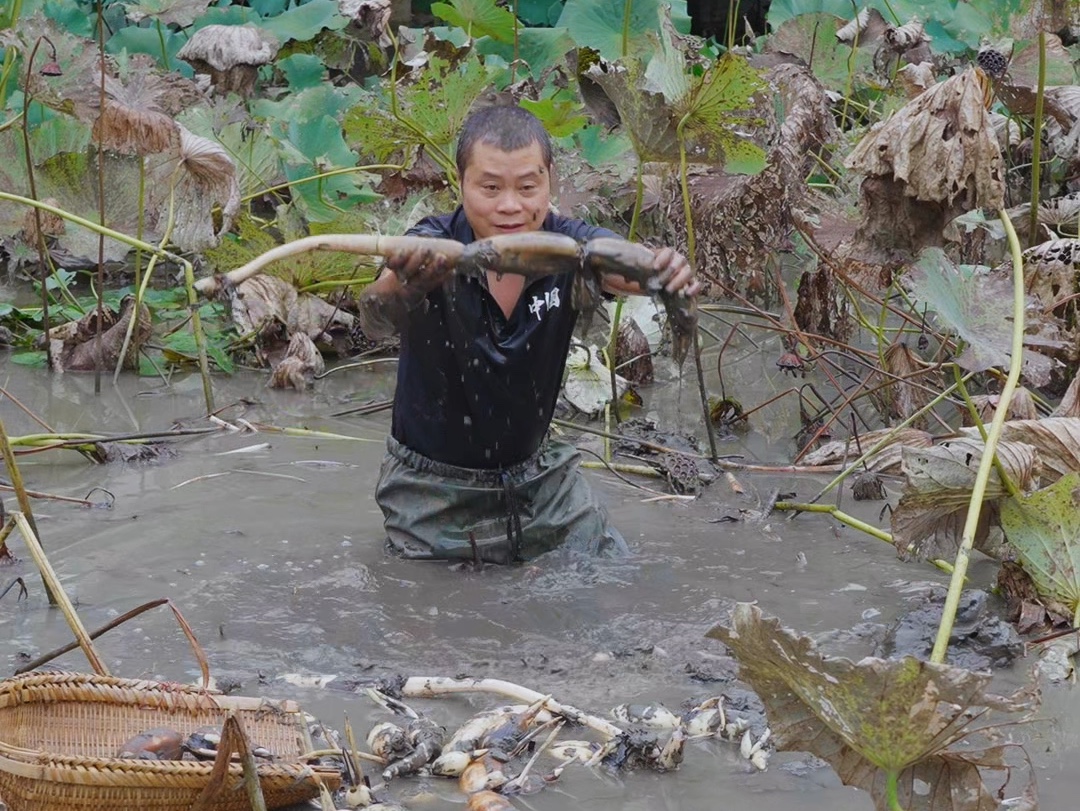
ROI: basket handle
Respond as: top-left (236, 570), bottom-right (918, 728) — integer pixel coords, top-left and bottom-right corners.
top-left (13, 598), bottom-right (211, 687)
top-left (191, 712), bottom-right (269, 811)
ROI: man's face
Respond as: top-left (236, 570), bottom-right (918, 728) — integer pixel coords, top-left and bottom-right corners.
top-left (460, 140), bottom-right (552, 240)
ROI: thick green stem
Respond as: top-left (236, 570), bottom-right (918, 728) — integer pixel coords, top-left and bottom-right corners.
top-left (952, 366), bottom-right (1021, 499)
top-left (885, 770), bottom-right (906, 811)
top-left (621, 0), bottom-right (633, 57)
top-left (930, 208), bottom-right (1025, 664)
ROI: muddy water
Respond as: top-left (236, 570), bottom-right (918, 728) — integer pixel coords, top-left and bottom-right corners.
top-left (1, 354), bottom-right (1077, 810)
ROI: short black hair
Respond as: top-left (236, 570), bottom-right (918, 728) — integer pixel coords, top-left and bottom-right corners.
top-left (455, 105), bottom-right (553, 179)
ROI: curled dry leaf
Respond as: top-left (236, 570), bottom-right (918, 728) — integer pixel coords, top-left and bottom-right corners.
top-left (339, 0), bottom-right (393, 48)
top-left (1001, 471), bottom-right (1080, 627)
top-left (177, 24), bottom-right (280, 97)
top-left (835, 7), bottom-right (888, 46)
top-left (614, 315), bottom-right (653, 385)
top-left (152, 125), bottom-right (240, 252)
top-left (961, 387), bottom-right (1038, 426)
top-left (959, 417), bottom-right (1080, 484)
top-left (891, 438), bottom-right (1041, 561)
top-left (708, 603), bottom-right (1038, 811)
top-left (846, 67), bottom-right (1003, 211)
top-left (269, 332), bottom-right (325, 390)
top-left (895, 61), bottom-right (936, 99)
top-left (224, 274), bottom-right (356, 364)
top-left (798, 427), bottom-right (933, 474)
top-left (93, 73), bottom-right (180, 156)
top-left (44, 295), bottom-right (151, 372)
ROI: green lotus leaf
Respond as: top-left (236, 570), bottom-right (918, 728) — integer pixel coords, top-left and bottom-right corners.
top-left (1002, 471), bottom-right (1080, 627)
top-left (432, 0), bottom-right (517, 43)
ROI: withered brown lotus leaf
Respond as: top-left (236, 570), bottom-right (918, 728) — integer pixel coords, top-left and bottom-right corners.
top-left (958, 417), bottom-right (1080, 484)
top-left (846, 68), bottom-right (1004, 210)
top-left (177, 24), bottom-right (279, 97)
top-left (92, 73), bottom-right (179, 156)
top-left (150, 125), bottom-right (240, 251)
top-left (709, 603), bottom-right (1037, 811)
top-left (799, 427), bottom-right (933, 474)
top-left (891, 438), bottom-right (1040, 560)
top-left (269, 333), bottom-right (325, 390)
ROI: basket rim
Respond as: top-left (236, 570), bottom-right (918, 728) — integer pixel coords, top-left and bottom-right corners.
top-left (0, 671), bottom-right (341, 790)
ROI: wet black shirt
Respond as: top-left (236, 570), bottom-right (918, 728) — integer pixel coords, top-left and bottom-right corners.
top-left (391, 207), bottom-right (618, 469)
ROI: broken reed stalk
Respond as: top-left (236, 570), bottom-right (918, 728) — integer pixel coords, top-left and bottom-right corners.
top-left (930, 207), bottom-right (1025, 665)
top-left (15, 597), bottom-right (166, 673)
top-left (0, 191), bottom-right (215, 413)
top-left (0, 413), bottom-right (58, 604)
top-left (400, 676), bottom-right (624, 740)
top-left (12, 511), bottom-right (110, 675)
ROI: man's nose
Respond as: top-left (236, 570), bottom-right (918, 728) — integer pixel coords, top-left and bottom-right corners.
top-left (495, 190), bottom-right (523, 212)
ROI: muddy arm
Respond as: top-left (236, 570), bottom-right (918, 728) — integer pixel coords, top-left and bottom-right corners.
top-left (191, 234), bottom-right (466, 298)
top-left (355, 268), bottom-right (426, 340)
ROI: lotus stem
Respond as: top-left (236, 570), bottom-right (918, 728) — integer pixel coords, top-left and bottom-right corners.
top-left (605, 296), bottom-right (625, 455)
top-left (930, 208), bottom-right (1025, 664)
top-left (885, 770), bottom-right (906, 811)
top-left (1027, 31), bottom-right (1045, 248)
top-left (13, 512), bottom-right (110, 675)
top-left (114, 175), bottom-right (177, 385)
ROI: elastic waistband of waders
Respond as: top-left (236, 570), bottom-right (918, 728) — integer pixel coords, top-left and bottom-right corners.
top-left (386, 436), bottom-right (543, 561)
top-left (385, 436), bottom-right (546, 485)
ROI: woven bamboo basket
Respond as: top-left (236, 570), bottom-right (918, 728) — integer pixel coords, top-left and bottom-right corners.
top-left (0, 672), bottom-right (342, 811)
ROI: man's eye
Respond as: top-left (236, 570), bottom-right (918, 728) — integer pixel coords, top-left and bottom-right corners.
top-left (483, 184), bottom-right (499, 192)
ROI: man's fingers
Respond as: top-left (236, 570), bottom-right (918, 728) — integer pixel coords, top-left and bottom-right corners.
top-left (663, 262), bottom-right (694, 293)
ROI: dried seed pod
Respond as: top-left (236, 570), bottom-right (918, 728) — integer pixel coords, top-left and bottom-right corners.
top-left (977, 47), bottom-right (1011, 78)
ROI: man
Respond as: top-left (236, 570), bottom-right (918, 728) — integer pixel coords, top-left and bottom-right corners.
top-left (358, 105), bottom-right (698, 564)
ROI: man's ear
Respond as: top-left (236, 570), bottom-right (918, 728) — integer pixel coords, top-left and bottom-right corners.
top-left (547, 162), bottom-right (560, 212)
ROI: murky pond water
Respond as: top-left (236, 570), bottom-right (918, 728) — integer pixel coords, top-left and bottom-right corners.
top-left (2, 349), bottom-right (1078, 810)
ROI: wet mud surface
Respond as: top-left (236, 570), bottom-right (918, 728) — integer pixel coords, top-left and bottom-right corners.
top-left (2, 359), bottom-right (1079, 809)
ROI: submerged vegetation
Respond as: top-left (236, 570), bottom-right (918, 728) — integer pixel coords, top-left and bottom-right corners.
top-left (3, 0), bottom-right (1080, 808)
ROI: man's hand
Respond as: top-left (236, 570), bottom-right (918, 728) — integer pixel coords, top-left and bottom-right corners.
top-left (384, 247), bottom-right (454, 297)
top-left (652, 247), bottom-right (700, 297)
top-left (356, 248), bottom-right (455, 340)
